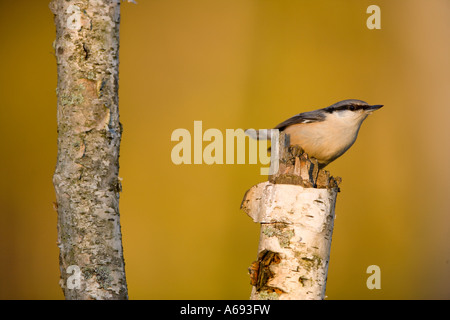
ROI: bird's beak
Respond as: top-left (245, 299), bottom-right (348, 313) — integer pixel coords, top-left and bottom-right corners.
top-left (367, 104), bottom-right (384, 111)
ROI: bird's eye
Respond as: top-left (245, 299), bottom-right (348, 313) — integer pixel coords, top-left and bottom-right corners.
top-left (349, 105), bottom-right (355, 111)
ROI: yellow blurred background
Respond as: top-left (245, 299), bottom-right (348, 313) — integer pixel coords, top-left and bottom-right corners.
top-left (0, 0), bottom-right (449, 299)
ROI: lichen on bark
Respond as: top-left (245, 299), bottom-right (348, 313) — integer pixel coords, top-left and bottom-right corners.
top-left (50, 0), bottom-right (127, 300)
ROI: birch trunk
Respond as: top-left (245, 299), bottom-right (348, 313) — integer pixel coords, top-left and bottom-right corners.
top-left (241, 133), bottom-right (340, 300)
top-left (50, 0), bottom-right (128, 300)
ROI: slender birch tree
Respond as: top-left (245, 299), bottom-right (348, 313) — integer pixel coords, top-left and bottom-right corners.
top-left (50, 0), bottom-right (128, 299)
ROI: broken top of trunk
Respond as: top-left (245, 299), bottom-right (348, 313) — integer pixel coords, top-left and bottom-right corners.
top-left (241, 132), bottom-right (341, 300)
top-left (268, 132), bottom-right (341, 189)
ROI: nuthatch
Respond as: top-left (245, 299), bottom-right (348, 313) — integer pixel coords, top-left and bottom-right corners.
top-left (246, 99), bottom-right (383, 168)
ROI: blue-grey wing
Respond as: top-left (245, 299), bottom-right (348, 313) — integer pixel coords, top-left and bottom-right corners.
top-left (274, 110), bottom-right (326, 131)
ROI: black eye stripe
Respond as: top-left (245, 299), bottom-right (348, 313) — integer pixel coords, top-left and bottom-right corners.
top-left (334, 104), bottom-right (365, 111)
top-left (324, 103), bottom-right (369, 113)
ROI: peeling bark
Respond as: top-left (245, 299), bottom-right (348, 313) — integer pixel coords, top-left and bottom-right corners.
top-left (241, 133), bottom-right (340, 300)
top-left (50, 0), bottom-right (127, 300)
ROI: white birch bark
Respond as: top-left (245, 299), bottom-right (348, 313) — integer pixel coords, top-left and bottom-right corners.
top-left (241, 133), bottom-right (340, 300)
top-left (242, 182), bottom-right (338, 300)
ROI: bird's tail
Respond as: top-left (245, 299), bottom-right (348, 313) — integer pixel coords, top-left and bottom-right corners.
top-left (244, 129), bottom-right (272, 140)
